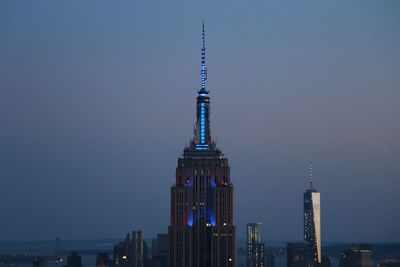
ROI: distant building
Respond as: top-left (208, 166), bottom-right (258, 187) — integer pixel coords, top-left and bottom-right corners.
top-left (287, 243), bottom-right (306, 267)
top-left (96, 253), bottom-right (110, 267)
top-left (143, 241), bottom-right (151, 267)
top-left (113, 234), bottom-right (130, 267)
top-left (130, 231), bottom-right (144, 267)
top-left (33, 257), bottom-right (48, 267)
top-left (55, 237), bottom-right (60, 257)
top-left (113, 230), bottom-right (145, 267)
top-left (66, 252), bottom-right (82, 267)
top-left (304, 163), bottom-right (321, 265)
top-left (379, 261), bottom-right (400, 267)
top-left (340, 245), bottom-right (372, 267)
top-left (265, 250), bottom-right (275, 267)
top-left (151, 234), bottom-right (168, 267)
top-left (319, 255), bottom-right (331, 267)
top-left (247, 223), bottom-right (265, 267)
top-left (152, 234), bottom-right (168, 257)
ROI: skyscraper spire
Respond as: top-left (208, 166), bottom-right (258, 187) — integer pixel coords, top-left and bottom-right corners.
top-left (310, 162), bottom-right (313, 189)
top-left (193, 21), bottom-right (211, 150)
top-left (199, 20), bottom-right (208, 95)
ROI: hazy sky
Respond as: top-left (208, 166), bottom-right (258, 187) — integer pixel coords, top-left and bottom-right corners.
top-left (0, 1), bottom-right (399, 242)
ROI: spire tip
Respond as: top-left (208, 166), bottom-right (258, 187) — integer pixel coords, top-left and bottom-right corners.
top-left (199, 21), bottom-right (208, 94)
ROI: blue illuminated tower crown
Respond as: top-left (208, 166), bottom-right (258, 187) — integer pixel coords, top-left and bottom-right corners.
top-left (169, 23), bottom-right (236, 267)
top-left (193, 21), bottom-right (213, 151)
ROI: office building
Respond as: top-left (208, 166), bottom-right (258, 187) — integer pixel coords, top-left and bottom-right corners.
top-left (304, 163), bottom-right (321, 265)
top-left (152, 234), bottom-right (168, 267)
top-left (113, 230), bottom-right (145, 267)
top-left (33, 257), bottom-right (48, 267)
top-left (96, 253), bottom-right (110, 267)
top-left (168, 23), bottom-right (236, 267)
top-left (247, 223), bottom-right (265, 267)
top-left (265, 250), bottom-right (275, 267)
top-left (340, 245), bottom-right (372, 267)
top-left (66, 252), bottom-right (82, 267)
top-left (287, 243), bottom-right (306, 267)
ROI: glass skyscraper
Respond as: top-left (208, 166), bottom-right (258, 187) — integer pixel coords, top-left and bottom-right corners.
top-left (304, 163), bottom-right (321, 265)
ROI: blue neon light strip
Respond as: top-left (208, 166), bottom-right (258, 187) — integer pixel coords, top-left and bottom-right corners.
top-left (195, 24), bottom-right (209, 151)
top-left (195, 144), bottom-right (208, 150)
top-left (200, 103), bottom-right (205, 144)
top-left (188, 214), bottom-right (193, 227)
top-left (200, 27), bottom-right (206, 90)
top-left (210, 214), bottom-right (216, 227)
top-left (211, 179), bottom-right (217, 188)
top-left (201, 61), bottom-right (206, 89)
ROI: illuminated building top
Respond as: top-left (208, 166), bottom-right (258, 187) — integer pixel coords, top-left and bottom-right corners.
top-left (189, 22), bottom-right (217, 154)
top-left (169, 23), bottom-right (236, 267)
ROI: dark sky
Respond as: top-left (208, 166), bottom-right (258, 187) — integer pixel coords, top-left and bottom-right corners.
top-left (0, 1), bottom-right (399, 242)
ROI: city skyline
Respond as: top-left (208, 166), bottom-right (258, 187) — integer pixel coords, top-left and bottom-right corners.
top-left (0, 1), bottom-right (399, 242)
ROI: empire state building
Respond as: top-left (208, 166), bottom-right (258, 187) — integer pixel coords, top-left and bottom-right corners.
top-left (168, 23), bottom-right (236, 267)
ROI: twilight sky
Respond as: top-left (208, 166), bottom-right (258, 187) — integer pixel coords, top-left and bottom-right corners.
top-left (0, 1), bottom-right (399, 242)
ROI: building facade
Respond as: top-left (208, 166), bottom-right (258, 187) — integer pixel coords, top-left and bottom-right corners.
top-left (304, 164), bottom-right (321, 265)
top-left (113, 230), bottom-right (145, 267)
top-left (340, 245), bottom-right (373, 267)
top-left (33, 257), bottom-right (48, 267)
top-left (96, 253), bottom-right (110, 267)
top-left (265, 251), bottom-right (275, 267)
top-left (287, 243), bottom-right (306, 267)
top-left (247, 223), bottom-right (265, 267)
top-left (168, 23), bottom-right (236, 267)
top-left (152, 234), bottom-right (168, 267)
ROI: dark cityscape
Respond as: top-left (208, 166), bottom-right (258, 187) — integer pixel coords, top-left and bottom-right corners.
top-left (0, 2), bottom-right (399, 267)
